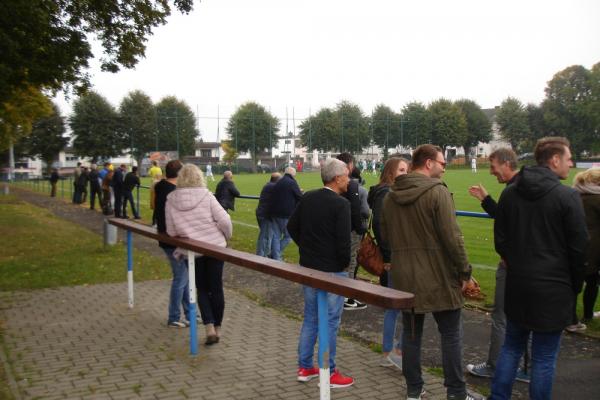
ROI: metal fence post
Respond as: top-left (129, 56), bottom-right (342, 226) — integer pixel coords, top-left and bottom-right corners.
top-left (187, 251), bottom-right (198, 355)
top-left (127, 230), bottom-right (134, 308)
top-left (136, 185), bottom-right (140, 216)
top-left (317, 290), bottom-right (330, 400)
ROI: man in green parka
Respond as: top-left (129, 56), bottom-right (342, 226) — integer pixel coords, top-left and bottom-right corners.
top-left (381, 144), bottom-right (476, 400)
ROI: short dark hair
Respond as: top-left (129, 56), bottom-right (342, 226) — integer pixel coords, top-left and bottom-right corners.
top-left (411, 144), bottom-right (442, 169)
top-left (489, 148), bottom-right (518, 171)
top-left (336, 152), bottom-right (354, 166)
top-left (132, 166), bottom-right (138, 173)
top-left (152, 160), bottom-right (158, 166)
top-left (165, 160), bottom-right (183, 179)
top-left (534, 137), bottom-right (570, 166)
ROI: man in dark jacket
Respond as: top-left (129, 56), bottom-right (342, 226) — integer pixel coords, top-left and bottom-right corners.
top-left (491, 137), bottom-right (589, 400)
top-left (269, 166), bottom-right (303, 260)
top-left (88, 164), bottom-right (102, 210)
top-left (287, 158), bottom-right (354, 388)
top-left (465, 148), bottom-right (529, 383)
top-left (336, 153), bottom-right (368, 310)
top-left (256, 172), bottom-right (281, 258)
top-left (112, 164), bottom-right (126, 218)
top-left (49, 168), bottom-right (59, 197)
top-left (122, 166), bottom-right (141, 219)
top-left (215, 170), bottom-right (240, 211)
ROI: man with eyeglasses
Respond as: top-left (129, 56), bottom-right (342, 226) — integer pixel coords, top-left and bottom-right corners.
top-left (381, 144), bottom-right (479, 400)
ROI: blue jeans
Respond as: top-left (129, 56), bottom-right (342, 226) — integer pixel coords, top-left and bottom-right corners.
top-left (256, 216), bottom-right (273, 257)
top-left (298, 271), bottom-right (347, 371)
top-left (490, 321), bottom-right (562, 400)
top-left (122, 190), bottom-right (139, 218)
top-left (163, 247), bottom-right (190, 324)
top-left (383, 272), bottom-right (402, 353)
top-left (271, 217), bottom-right (291, 261)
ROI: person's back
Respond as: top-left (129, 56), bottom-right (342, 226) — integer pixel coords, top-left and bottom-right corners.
top-left (215, 171), bottom-right (240, 211)
top-left (269, 172), bottom-right (302, 218)
top-left (123, 171), bottom-right (140, 192)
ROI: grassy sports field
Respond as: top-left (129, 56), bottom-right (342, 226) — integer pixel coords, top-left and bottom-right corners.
top-left (11, 167), bottom-right (600, 333)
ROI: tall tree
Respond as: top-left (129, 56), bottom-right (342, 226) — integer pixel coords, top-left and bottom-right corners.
top-left (455, 99), bottom-right (492, 162)
top-left (298, 108), bottom-right (337, 152)
top-left (0, 0), bottom-right (194, 106)
top-left (0, 86), bottom-right (52, 151)
top-left (226, 102), bottom-right (280, 169)
top-left (19, 102), bottom-right (68, 174)
top-left (496, 97), bottom-right (530, 153)
top-left (155, 96), bottom-right (199, 157)
top-left (428, 98), bottom-right (468, 151)
top-left (400, 102), bottom-right (431, 148)
top-left (543, 65), bottom-right (596, 157)
top-left (524, 102), bottom-right (549, 152)
top-left (70, 92), bottom-right (122, 162)
top-left (588, 62), bottom-right (600, 152)
top-left (334, 100), bottom-right (370, 154)
top-left (370, 104), bottom-right (401, 158)
top-left (118, 90), bottom-right (156, 167)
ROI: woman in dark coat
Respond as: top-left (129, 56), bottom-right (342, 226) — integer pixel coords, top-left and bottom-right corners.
top-left (571, 168), bottom-right (600, 328)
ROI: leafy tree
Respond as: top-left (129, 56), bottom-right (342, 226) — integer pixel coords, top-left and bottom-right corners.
top-left (455, 99), bottom-right (491, 162)
top-left (334, 101), bottom-right (370, 154)
top-left (427, 98), bottom-right (468, 151)
top-left (226, 102), bottom-right (280, 169)
top-left (496, 97), bottom-right (530, 153)
top-left (400, 102), bottom-right (431, 148)
top-left (221, 140), bottom-right (239, 166)
top-left (524, 102), bottom-right (549, 152)
top-left (19, 102), bottom-right (68, 174)
top-left (70, 92), bottom-right (122, 162)
top-left (370, 104), bottom-right (401, 158)
top-left (155, 96), bottom-right (198, 157)
top-left (588, 62), bottom-right (600, 152)
top-left (298, 108), bottom-right (337, 152)
top-left (0, 0), bottom-right (194, 106)
top-left (543, 65), bottom-right (596, 157)
top-left (0, 86), bottom-right (52, 151)
top-left (119, 90), bottom-right (156, 167)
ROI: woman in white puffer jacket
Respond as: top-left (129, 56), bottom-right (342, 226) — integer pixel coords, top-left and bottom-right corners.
top-left (166, 164), bottom-right (232, 344)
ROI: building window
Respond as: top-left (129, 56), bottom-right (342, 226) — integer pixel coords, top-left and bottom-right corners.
top-left (201, 149), bottom-right (211, 158)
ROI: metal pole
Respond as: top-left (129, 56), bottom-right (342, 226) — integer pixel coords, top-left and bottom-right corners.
top-left (127, 230), bottom-right (134, 308)
top-left (188, 250), bottom-right (198, 355)
top-left (317, 290), bottom-right (330, 400)
top-left (136, 186), bottom-right (140, 215)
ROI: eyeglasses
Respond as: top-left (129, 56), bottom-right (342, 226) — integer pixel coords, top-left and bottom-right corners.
top-left (430, 159), bottom-right (447, 168)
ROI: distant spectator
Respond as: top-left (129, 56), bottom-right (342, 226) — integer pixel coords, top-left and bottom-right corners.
top-left (215, 170), bottom-right (240, 211)
top-left (122, 166), bottom-right (141, 219)
top-left (88, 164), bottom-right (102, 210)
top-left (49, 168), bottom-right (59, 197)
top-left (269, 166), bottom-right (303, 261)
top-left (256, 172), bottom-right (281, 258)
top-left (166, 164), bottom-right (233, 344)
top-left (72, 162), bottom-right (82, 203)
top-left (77, 166), bottom-right (89, 203)
top-left (111, 164), bottom-right (126, 218)
top-left (150, 170), bottom-right (163, 225)
top-left (206, 163), bottom-right (215, 182)
top-left (101, 163), bottom-right (114, 215)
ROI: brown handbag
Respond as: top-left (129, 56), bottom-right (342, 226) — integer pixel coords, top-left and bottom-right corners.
top-left (357, 216), bottom-right (385, 276)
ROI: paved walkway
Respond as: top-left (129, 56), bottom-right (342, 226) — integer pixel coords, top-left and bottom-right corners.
top-left (1, 281), bottom-right (448, 400)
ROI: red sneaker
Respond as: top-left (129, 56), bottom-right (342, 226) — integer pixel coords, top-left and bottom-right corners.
top-left (297, 366), bottom-right (319, 382)
top-left (329, 369), bottom-right (354, 388)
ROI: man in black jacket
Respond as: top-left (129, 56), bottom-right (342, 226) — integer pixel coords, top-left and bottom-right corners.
top-left (466, 148), bottom-right (529, 383)
top-left (122, 166), bottom-right (141, 219)
top-left (256, 172), bottom-right (281, 258)
top-left (490, 137), bottom-right (589, 400)
top-left (336, 152), bottom-right (368, 310)
top-left (215, 170), bottom-right (240, 211)
top-left (269, 166), bottom-right (303, 260)
top-left (112, 164), bottom-right (126, 218)
top-left (88, 164), bottom-right (103, 210)
top-left (287, 158), bottom-right (354, 388)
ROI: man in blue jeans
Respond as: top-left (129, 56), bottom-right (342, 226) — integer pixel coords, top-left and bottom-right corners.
top-left (153, 159), bottom-right (191, 328)
top-left (255, 172), bottom-right (281, 258)
top-left (269, 166), bottom-right (302, 261)
top-left (492, 137), bottom-right (588, 400)
top-left (287, 158), bottom-right (354, 388)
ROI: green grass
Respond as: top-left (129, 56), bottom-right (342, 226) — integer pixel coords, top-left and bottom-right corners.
top-left (9, 168), bottom-right (600, 335)
top-left (0, 194), bottom-right (171, 291)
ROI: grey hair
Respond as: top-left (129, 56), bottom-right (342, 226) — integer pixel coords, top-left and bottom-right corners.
top-left (321, 159), bottom-right (348, 184)
top-left (176, 164), bottom-right (206, 189)
top-left (285, 166), bottom-right (296, 176)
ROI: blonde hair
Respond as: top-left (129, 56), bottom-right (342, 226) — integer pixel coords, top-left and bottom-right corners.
top-left (176, 164), bottom-right (206, 188)
top-left (573, 168), bottom-right (600, 187)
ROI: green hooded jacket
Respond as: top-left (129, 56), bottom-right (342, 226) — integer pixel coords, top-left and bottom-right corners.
top-left (381, 172), bottom-right (471, 313)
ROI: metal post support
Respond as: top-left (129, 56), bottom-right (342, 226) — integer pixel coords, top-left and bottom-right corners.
top-left (127, 231), bottom-right (134, 308)
top-left (136, 186), bottom-right (140, 215)
top-left (187, 250), bottom-right (198, 355)
top-left (103, 218), bottom-right (118, 246)
top-left (317, 290), bottom-right (331, 400)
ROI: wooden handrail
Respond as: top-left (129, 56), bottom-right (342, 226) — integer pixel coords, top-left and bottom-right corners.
top-left (108, 218), bottom-right (414, 310)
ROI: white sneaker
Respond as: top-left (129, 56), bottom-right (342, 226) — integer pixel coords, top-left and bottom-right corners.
top-left (380, 355), bottom-right (394, 367)
top-left (387, 352), bottom-right (403, 371)
top-left (565, 322), bottom-right (587, 333)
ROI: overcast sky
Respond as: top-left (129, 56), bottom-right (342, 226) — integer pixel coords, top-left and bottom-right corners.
top-left (55, 0), bottom-right (600, 142)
